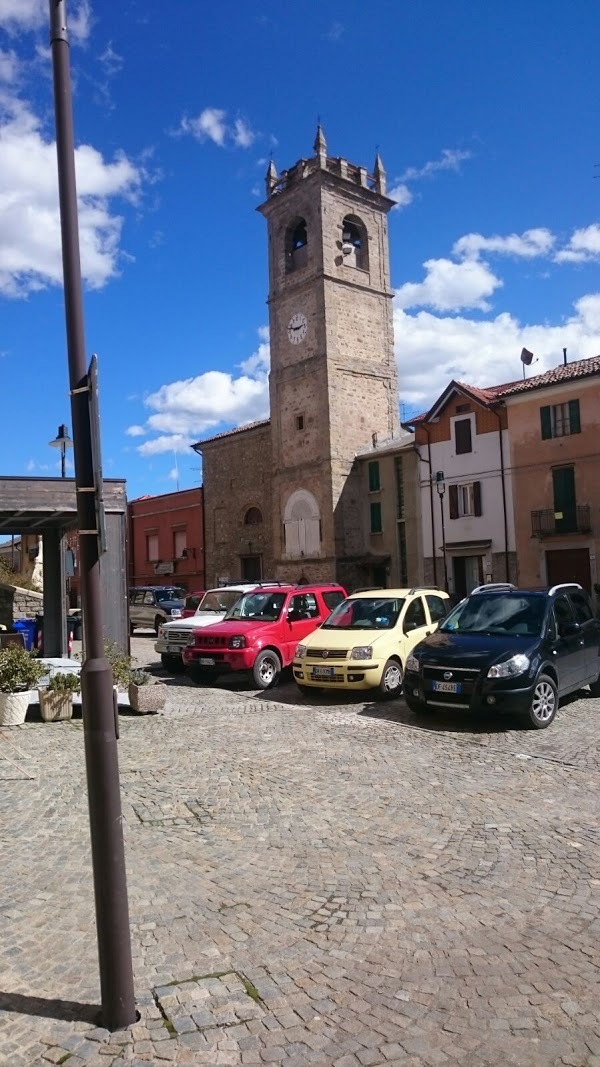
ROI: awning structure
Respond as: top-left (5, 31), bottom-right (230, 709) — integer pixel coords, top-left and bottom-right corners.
top-left (443, 539), bottom-right (492, 555)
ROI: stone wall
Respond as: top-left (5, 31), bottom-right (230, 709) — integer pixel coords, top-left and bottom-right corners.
top-left (0, 582), bottom-right (44, 628)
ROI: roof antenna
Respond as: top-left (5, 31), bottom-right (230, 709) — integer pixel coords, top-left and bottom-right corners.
top-left (563, 347), bottom-right (568, 365)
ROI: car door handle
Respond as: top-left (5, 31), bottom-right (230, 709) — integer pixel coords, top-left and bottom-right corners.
top-left (425, 630), bottom-right (432, 636)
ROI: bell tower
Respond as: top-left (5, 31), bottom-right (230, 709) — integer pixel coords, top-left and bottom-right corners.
top-left (258, 127), bottom-right (399, 586)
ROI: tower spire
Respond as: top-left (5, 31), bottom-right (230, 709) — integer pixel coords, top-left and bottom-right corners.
top-left (314, 122), bottom-right (327, 167)
top-left (373, 151), bottom-right (386, 194)
top-left (265, 157), bottom-right (278, 197)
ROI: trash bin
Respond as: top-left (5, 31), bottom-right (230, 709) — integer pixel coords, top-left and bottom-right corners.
top-left (13, 618), bottom-right (37, 651)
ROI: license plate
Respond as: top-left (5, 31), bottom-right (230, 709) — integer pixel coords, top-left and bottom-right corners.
top-left (433, 681), bottom-right (461, 693)
top-left (312, 666), bottom-right (334, 679)
top-left (199, 657), bottom-right (215, 667)
top-left (167, 644), bottom-right (182, 653)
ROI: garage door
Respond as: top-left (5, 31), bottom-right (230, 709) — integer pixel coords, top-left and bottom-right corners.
top-left (546, 548), bottom-right (591, 592)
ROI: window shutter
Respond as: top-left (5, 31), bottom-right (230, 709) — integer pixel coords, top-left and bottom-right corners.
top-left (540, 406), bottom-right (552, 440)
top-left (455, 418), bottom-right (472, 455)
top-left (368, 461), bottom-right (380, 491)
top-left (569, 399), bottom-right (581, 434)
top-left (449, 484), bottom-right (459, 519)
top-left (473, 481), bottom-right (482, 516)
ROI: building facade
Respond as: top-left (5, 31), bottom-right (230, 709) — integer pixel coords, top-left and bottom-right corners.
top-left (128, 487), bottom-right (205, 592)
top-left (195, 127), bottom-right (402, 591)
top-left (504, 356), bottom-right (600, 593)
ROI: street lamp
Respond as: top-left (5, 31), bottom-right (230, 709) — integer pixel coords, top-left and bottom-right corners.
top-left (49, 423), bottom-right (73, 478)
top-left (436, 471), bottom-right (449, 591)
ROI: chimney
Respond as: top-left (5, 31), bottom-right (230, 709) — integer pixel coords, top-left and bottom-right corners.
top-left (563, 347), bottom-right (567, 365)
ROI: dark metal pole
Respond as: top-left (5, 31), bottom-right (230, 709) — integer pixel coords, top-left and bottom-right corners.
top-left (61, 442), bottom-right (66, 479)
top-left (48, 0), bottom-right (136, 1031)
top-left (439, 492), bottom-right (448, 591)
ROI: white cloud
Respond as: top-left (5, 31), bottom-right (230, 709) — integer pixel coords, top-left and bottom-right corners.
top-left (395, 292), bottom-right (600, 407)
top-left (177, 107), bottom-right (256, 150)
top-left (395, 257), bottom-right (502, 312)
top-left (0, 48), bottom-right (19, 83)
top-left (133, 328), bottom-right (271, 456)
top-left (0, 97), bottom-right (143, 296)
top-left (398, 148), bottom-right (472, 183)
top-left (554, 224), bottom-right (600, 264)
top-left (126, 425), bottom-right (146, 437)
top-left (388, 183), bottom-right (413, 210)
top-left (454, 227), bottom-right (555, 260)
top-left (0, 0), bottom-right (91, 42)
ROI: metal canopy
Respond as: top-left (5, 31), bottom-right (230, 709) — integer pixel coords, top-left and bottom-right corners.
top-left (0, 475), bottom-right (125, 533)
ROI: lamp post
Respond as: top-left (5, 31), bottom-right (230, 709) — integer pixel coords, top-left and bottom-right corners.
top-left (49, 423), bottom-right (73, 478)
top-left (436, 472), bottom-right (449, 591)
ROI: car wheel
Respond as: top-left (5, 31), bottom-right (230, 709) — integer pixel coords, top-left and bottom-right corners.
top-left (253, 650), bottom-right (281, 690)
top-left (377, 658), bottom-right (403, 700)
top-left (405, 694), bottom-right (431, 714)
top-left (524, 674), bottom-right (557, 729)
top-left (589, 672), bottom-right (600, 697)
top-left (161, 654), bottom-right (185, 674)
top-left (154, 616), bottom-right (163, 635)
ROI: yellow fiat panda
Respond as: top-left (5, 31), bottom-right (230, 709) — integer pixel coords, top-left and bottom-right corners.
top-left (292, 587), bottom-right (450, 699)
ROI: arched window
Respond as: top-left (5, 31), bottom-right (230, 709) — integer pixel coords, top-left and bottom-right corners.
top-left (244, 506), bottom-right (262, 526)
top-left (285, 216), bottom-right (308, 273)
top-left (341, 214), bottom-right (369, 270)
top-left (283, 489), bottom-right (321, 559)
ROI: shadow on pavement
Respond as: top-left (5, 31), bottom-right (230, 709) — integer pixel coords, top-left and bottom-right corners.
top-left (0, 990), bottom-right (100, 1025)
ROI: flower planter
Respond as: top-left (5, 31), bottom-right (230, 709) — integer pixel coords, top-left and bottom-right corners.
top-left (127, 682), bottom-right (167, 714)
top-left (0, 691), bottom-right (31, 727)
top-left (39, 689), bottom-right (73, 722)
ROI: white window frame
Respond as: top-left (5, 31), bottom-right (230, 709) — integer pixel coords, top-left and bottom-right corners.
top-left (457, 483), bottom-right (475, 517)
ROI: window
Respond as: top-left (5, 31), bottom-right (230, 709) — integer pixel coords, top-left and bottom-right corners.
top-left (426, 594), bottom-right (448, 623)
top-left (403, 597), bottom-right (426, 631)
top-left (449, 482), bottom-right (482, 519)
top-left (368, 461), bottom-right (380, 492)
top-left (454, 418), bottom-right (472, 455)
top-left (541, 400), bottom-right (581, 439)
top-left (394, 456), bottom-right (404, 518)
top-left (322, 589), bottom-right (346, 613)
top-left (341, 215), bottom-right (369, 270)
top-left (285, 217), bottom-right (308, 272)
top-left (295, 414), bottom-right (304, 431)
top-left (240, 554), bottom-right (262, 581)
top-left (553, 594), bottom-right (576, 636)
top-left (289, 593), bottom-right (319, 620)
top-left (283, 489), bottom-right (321, 558)
top-left (552, 467), bottom-right (576, 532)
top-left (173, 528), bottom-right (187, 558)
top-left (569, 590), bottom-right (593, 624)
top-left (370, 502), bottom-right (382, 534)
top-left (146, 532), bottom-right (159, 562)
top-left (244, 507), bottom-right (262, 526)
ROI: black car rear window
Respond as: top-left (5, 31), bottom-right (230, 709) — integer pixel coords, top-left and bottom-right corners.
top-left (441, 593), bottom-right (546, 636)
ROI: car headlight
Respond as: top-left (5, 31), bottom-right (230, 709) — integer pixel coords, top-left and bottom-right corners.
top-left (406, 653), bottom-right (419, 672)
top-left (350, 646), bottom-right (373, 660)
top-left (228, 635), bottom-right (246, 649)
top-left (295, 644), bottom-right (307, 658)
top-left (170, 608), bottom-right (182, 617)
top-left (487, 653), bottom-right (530, 679)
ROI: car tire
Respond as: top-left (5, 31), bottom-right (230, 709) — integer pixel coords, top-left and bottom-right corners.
top-left (161, 654), bottom-right (185, 674)
top-left (523, 673), bottom-right (557, 729)
top-left (589, 672), bottom-right (600, 697)
top-left (377, 658), bottom-right (403, 700)
top-left (253, 649), bottom-right (282, 690)
top-left (154, 616), bottom-right (163, 635)
top-left (405, 694), bottom-right (431, 714)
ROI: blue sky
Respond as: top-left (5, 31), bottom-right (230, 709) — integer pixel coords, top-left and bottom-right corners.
top-left (1, 0), bottom-right (600, 500)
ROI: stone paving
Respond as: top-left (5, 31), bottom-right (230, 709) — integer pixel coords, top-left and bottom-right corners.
top-left (1, 636), bottom-right (600, 1066)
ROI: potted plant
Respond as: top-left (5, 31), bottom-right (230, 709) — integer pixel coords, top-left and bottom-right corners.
top-left (128, 668), bottom-right (167, 714)
top-left (0, 645), bottom-right (45, 726)
top-left (104, 640), bottom-right (132, 691)
top-left (38, 672), bottom-right (81, 723)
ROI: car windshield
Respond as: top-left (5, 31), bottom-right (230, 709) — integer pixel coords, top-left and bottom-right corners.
top-left (440, 593), bottom-right (546, 636)
top-left (322, 596), bottom-right (405, 630)
top-left (155, 587), bottom-right (184, 603)
top-left (198, 590), bottom-right (244, 613)
top-left (225, 591), bottom-right (286, 622)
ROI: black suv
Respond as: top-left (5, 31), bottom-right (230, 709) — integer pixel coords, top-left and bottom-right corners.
top-left (403, 583), bottom-right (600, 729)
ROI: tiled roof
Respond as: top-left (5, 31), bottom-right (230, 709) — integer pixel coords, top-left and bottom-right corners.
top-left (192, 418), bottom-right (271, 449)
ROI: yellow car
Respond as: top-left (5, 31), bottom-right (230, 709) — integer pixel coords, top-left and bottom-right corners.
top-left (292, 586), bottom-right (451, 699)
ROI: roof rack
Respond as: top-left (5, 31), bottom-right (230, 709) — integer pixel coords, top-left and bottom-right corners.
top-left (548, 582), bottom-right (583, 595)
top-left (352, 586), bottom-right (386, 593)
top-left (471, 582), bottom-right (516, 595)
top-left (408, 586), bottom-right (447, 595)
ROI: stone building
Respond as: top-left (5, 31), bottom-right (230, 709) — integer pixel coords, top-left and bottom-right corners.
top-left (194, 127), bottom-right (401, 591)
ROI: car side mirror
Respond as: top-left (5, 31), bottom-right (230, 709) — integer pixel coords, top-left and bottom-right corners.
top-left (403, 621), bottom-right (417, 634)
top-left (561, 620), bottom-right (581, 638)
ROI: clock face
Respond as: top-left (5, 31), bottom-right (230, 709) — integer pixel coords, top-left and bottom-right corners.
top-left (287, 312), bottom-right (307, 345)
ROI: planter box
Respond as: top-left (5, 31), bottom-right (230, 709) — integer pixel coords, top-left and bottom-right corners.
top-left (127, 682), bottom-right (167, 714)
top-left (39, 689), bottom-right (73, 722)
top-left (0, 691), bottom-right (31, 727)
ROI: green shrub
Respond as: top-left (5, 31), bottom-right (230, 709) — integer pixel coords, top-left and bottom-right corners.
top-left (45, 672), bottom-right (81, 694)
top-left (0, 645), bottom-right (45, 693)
top-left (104, 641), bottom-right (132, 688)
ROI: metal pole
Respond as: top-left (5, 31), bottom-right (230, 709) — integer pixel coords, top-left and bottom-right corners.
top-left (439, 493), bottom-right (448, 591)
top-left (48, 0), bottom-right (136, 1031)
top-left (61, 442), bottom-right (66, 479)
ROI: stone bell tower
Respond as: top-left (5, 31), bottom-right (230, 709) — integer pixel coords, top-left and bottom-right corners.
top-left (257, 126), bottom-right (399, 587)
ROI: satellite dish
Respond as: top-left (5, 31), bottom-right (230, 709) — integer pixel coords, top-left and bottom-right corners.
top-left (520, 347), bottom-right (534, 365)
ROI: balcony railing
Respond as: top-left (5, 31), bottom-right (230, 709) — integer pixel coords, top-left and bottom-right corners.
top-left (531, 505), bottom-right (591, 537)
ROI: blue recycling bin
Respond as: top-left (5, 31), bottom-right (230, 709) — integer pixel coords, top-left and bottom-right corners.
top-left (13, 618), bottom-right (37, 651)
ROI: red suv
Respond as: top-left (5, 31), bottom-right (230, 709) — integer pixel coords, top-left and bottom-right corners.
top-left (182, 582), bottom-right (346, 689)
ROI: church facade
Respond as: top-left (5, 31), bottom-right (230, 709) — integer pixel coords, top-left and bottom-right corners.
top-left (194, 128), bottom-right (405, 591)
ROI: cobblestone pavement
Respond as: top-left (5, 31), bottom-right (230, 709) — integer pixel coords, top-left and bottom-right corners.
top-left (1, 636), bottom-right (600, 1066)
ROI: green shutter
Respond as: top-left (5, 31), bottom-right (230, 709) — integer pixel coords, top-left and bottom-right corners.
top-left (368, 461), bottom-right (380, 491)
top-left (540, 406), bottom-right (552, 440)
top-left (569, 399), bottom-right (581, 434)
top-left (370, 502), bottom-right (382, 534)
